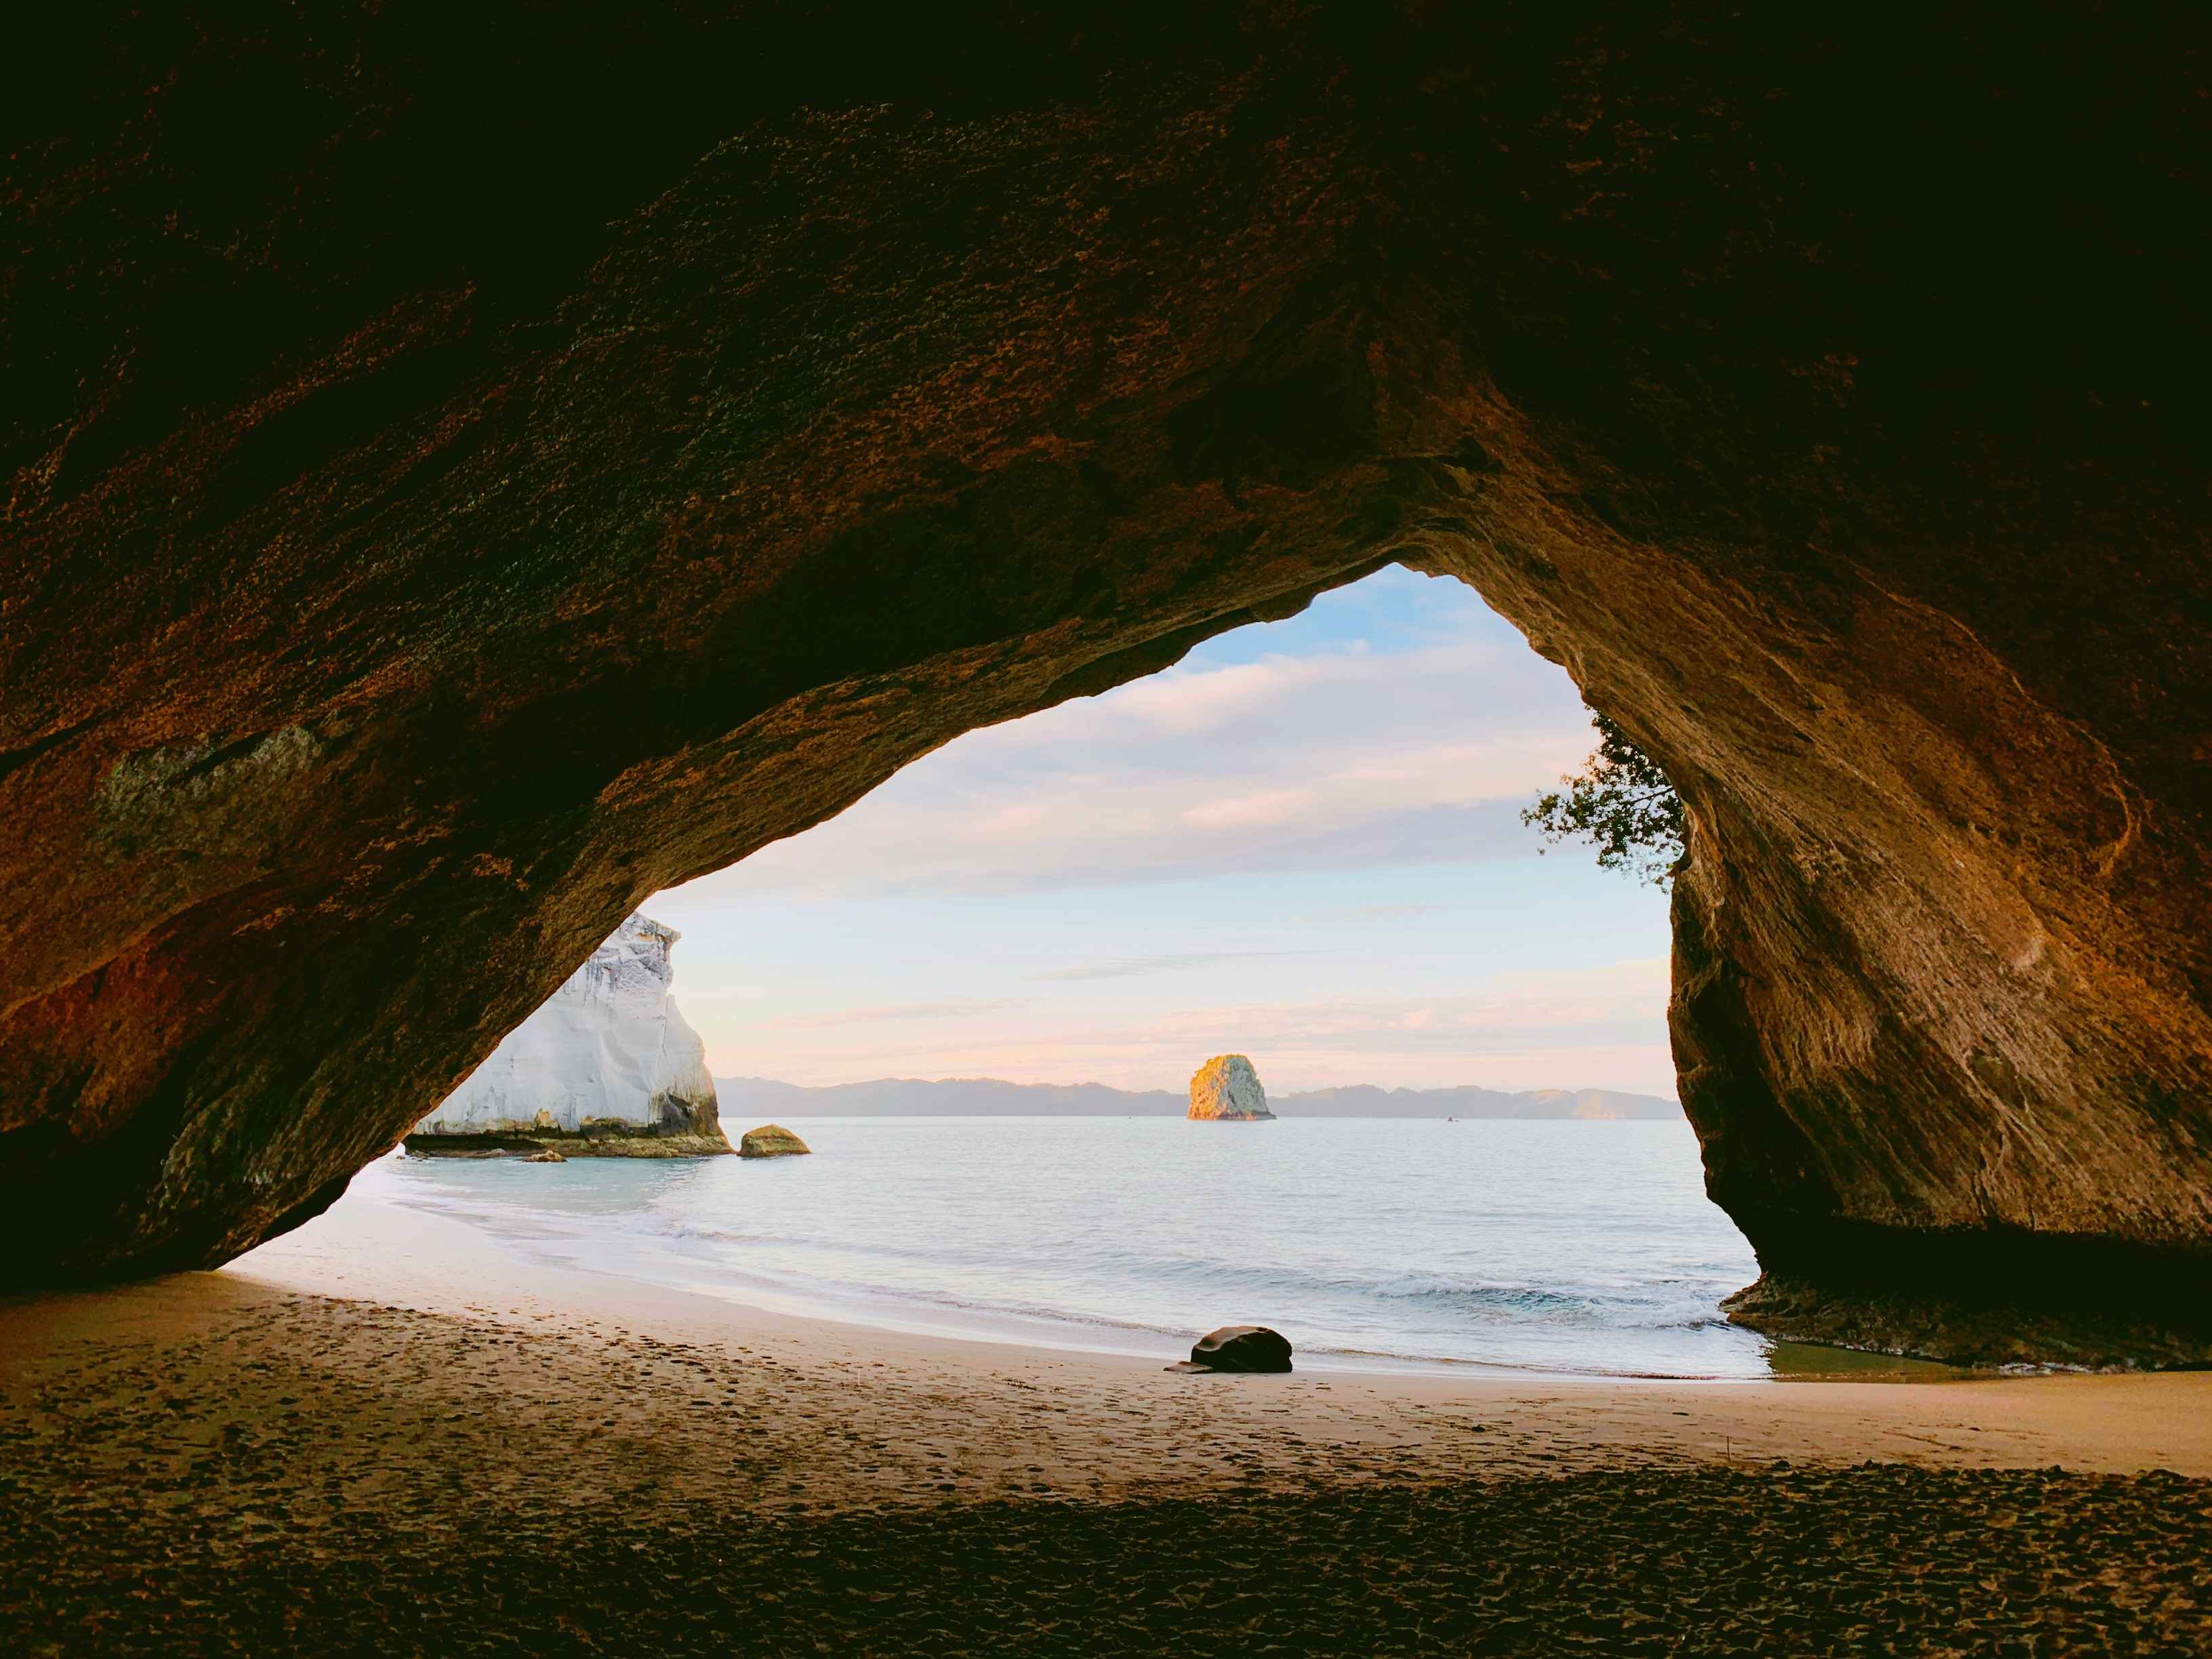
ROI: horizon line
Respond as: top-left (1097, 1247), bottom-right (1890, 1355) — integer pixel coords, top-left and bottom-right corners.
top-left (713, 1072), bottom-right (1682, 1103)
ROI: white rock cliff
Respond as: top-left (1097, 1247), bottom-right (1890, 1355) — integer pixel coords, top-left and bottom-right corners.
top-left (411, 914), bottom-right (729, 1154)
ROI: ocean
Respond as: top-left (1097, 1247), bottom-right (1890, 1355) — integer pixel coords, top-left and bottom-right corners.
top-left (337, 1114), bottom-right (1814, 1379)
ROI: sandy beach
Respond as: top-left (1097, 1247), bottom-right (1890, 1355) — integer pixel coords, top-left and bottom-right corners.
top-left (3, 1187), bottom-right (2210, 1654)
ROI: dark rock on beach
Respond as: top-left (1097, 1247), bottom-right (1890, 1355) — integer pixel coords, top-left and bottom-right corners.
top-left (1168, 1326), bottom-right (1294, 1374)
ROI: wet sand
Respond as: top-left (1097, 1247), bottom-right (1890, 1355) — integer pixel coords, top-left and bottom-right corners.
top-left (3, 1191), bottom-right (2209, 1654)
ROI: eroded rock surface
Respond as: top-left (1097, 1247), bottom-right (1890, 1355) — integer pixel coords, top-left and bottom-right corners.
top-left (1187, 1057), bottom-right (1275, 1123)
top-left (2, 9), bottom-right (2207, 1357)
top-left (737, 1125), bottom-right (811, 1160)
top-left (405, 913), bottom-right (728, 1158)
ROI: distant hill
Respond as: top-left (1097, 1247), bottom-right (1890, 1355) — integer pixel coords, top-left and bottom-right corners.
top-left (714, 1076), bottom-right (1680, 1120)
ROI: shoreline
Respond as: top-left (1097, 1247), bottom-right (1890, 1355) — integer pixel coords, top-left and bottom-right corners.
top-left (7, 1179), bottom-right (2212, 1652)
top-left (226, 1186), bottom-right (2212, 1481)
top-left (369, 1162), bottom-right (1950, 1386)
top-left (7, 1175), bottom-right (2205, 1493)
top-left (360, 1120), bottom-right (1793, 1386)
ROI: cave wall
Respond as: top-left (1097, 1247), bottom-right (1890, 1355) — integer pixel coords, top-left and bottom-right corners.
top-left (3, 5), bottom-right (2206, 1356)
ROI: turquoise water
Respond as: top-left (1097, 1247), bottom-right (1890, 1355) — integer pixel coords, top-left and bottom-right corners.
top-left (348, 1115), bottom-right (1778, 1378)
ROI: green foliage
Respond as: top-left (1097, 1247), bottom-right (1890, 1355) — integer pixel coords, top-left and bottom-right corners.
top-left (1521, 712), bottom-right (1685, 885)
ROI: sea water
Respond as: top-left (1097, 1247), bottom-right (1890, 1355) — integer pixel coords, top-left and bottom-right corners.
top-left (342, 1115), bottom-right (1786, 1378)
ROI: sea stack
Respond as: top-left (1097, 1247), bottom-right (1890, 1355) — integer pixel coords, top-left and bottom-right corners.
top-left (406, 914), bottom-right (732, 1158)
top-left (1187, 1054), bottom-right (1275, 1121)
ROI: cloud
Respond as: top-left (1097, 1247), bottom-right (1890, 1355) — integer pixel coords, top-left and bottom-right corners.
top-left (665, 631), bottom-right (1600, 905)
top-left (760, 998), bottom-right (1027, 1030)
top-left (1180, 787), bottom-right (1318, 831)
top-left (1101, 655), bottom-right (1332, 735)
top-left (1032, 949), bottom-right (1317, 983)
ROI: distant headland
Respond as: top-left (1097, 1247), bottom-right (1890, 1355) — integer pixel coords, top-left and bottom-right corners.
top-left (713, 1076), bottom-right (1681, 1120)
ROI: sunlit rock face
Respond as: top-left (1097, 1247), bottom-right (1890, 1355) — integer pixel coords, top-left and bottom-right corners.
top-left (1188, 1057), bottom-right (1274, 1122)
top-left (1, 9), bottom-right (2206, 1357)
top-left (737, 1124), bottom-right (811, 1160)
top-left (408, 914), bottom-right (726, 1156)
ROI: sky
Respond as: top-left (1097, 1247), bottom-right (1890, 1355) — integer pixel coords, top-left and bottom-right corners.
top-left (649, 565), bottom-right (1677, 1097)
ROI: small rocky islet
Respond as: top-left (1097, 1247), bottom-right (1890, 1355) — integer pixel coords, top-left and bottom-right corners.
top-left (737, 1124), bottom-right (812, 1159)
top-left (1186, 1054), bottom-right (1275, 1122)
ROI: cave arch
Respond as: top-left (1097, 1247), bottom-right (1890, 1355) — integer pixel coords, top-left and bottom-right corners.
top-left (3, 7), bottom-right (2206, 1360)
top-left (648, 562), bottom-right (1682, 1108)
